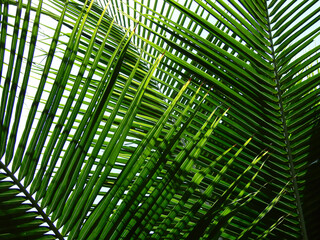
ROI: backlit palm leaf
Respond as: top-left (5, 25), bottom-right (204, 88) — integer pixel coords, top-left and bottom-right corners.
top-left (105, 0), bottom-right (320, 239)
top-left (0, 0), bottom-right (319, 239)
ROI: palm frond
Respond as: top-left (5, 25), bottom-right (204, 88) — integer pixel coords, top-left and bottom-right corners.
top-left (105, 0), bottom-right (320, 239)
top-left (1, 0), bottom-right (319, 239)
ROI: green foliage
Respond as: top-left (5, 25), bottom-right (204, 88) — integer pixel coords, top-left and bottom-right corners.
top-left (0, 0), bottom-right (319, 239)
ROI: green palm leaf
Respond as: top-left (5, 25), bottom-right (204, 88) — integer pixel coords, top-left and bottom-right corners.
top-left (1, 0), bottom-right (319, 239)
top-left (105, 0), bottom-right (320, 238)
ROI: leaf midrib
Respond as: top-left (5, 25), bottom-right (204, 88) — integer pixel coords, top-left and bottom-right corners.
top-left (0, 161), bottom-right (63, 239)
top-left (265, 4), bottom-right (308, 240)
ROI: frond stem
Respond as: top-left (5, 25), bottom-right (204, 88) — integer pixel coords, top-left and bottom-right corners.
top-left (0, 161), bottom-right (64, 239)
top-left (265, 5), bottom-right (308, 240)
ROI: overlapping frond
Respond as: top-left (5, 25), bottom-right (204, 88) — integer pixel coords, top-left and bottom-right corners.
top-left (1, 0), bottom-right (265, 239)
top-left (0, 0), bottom-right (319, 239)
top-left (104, 0), bottom-right (320, 239)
